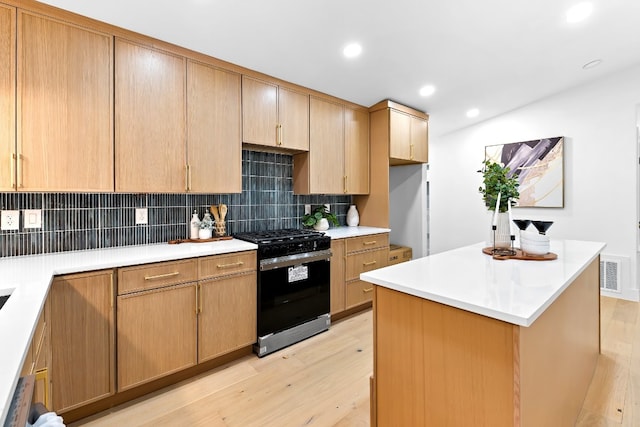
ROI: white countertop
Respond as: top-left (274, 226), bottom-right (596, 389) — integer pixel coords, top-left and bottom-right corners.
top-left (0, 239), bottom-right (257, 423)
top-left (361, 240), bottom-right (606, 327)
top-left (323, 226), bottom-right (390, 239)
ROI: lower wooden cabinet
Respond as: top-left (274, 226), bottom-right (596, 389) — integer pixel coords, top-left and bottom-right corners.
top-left (330, 239), bottom-right (346, 315)
top-left (198, 271), bottom-right (257, 362)
top-left (20, 299), bottom-right (50, 409)
top-left (331, 233), bottom-right (389, 316)
top-left (49, 270), bottom-right (115, 413)
top-left (117, 282), bottom-right (197, 391)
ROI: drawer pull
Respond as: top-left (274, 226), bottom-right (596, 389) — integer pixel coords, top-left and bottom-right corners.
top-left (217, 261), bottom-right (244, 269)
top-left (363, 261), bottom-right (377, 266)
top-left (362, 287), bottom-right (373, 293)
top-left (144, 271), bottom-right (180, 281)
top-left (363, 241), bottom-right (377, 246)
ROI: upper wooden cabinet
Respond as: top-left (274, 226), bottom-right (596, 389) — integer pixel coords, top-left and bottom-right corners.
top-left (16, 11), bottom-right (113, 192)
top-left (293, 97), bottom-right (369, 195)
top-left (0, 5), bottom-right (15, 192)
top-left (371, 100), bottom-right (429, 165)
top-left (242, 76), bottom-right (309, 151)
top-left (344, 106), bottom-right (370, 194)
top-left (115, 38), bottom-right (186, 193)
top-left (187, 61), bottom-right (242, 193)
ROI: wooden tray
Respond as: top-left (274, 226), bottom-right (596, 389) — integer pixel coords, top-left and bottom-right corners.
top-left (482, 247), bottom-right (557, 261)
top-left (169, 236), bottom-right (233, 244)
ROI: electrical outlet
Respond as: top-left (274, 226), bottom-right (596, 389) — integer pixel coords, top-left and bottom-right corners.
top-left (135, 208), bottom-right (148, 225)
top-left (23, 209), bottom-right (42, 229)
top-left (304, 204), bottom-right (311, 215)
top-left (1, 210), bottom-right (20, 231)
top-left (324, 204), bottom-right (330, 212)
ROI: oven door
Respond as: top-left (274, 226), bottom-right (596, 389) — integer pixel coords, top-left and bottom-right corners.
top-left (258, 249), bottom-right (331, 337)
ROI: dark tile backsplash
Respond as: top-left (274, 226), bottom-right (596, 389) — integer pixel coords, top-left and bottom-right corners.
top-left (0, 150), bottom-right (352, 258)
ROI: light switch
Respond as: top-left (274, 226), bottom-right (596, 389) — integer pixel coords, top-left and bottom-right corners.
top-left (23, 209), bottom-right (42, 229)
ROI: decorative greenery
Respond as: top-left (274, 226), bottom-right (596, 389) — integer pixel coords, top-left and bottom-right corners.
top-left (200, 212), bottom-right (214, 229)
top-left (302, 205), bottom-right (339, 228)
top-left (478, 160), bottom-right (520, 212)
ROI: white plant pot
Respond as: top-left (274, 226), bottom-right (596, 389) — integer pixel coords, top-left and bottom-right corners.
top-left (313, 218), bottom-right (329, 231)
top-left (489, 211), bottom-right (511, 248)
top-left (198, 228), bottom-right (212, 239)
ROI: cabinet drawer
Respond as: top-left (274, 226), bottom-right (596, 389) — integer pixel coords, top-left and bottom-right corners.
top-left (199, 251), bottom-right (256, 279)
top-left (346, 280), bottom-right (375, 309)
top-left (346, 233), bottom-right (389, 254)
top-left (118, 259), bottom-right (197, 294)
top-left (346, 248), bottom-right (388, 282)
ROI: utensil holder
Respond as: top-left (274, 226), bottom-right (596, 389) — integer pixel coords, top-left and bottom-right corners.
top-left (215, 221), bottom-right (226, 237)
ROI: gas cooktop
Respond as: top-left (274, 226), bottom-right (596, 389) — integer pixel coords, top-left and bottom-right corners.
top-left (233, 228), bottom-right (325, 244)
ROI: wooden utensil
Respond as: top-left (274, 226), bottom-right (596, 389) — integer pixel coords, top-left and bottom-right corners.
top-left (219, 204), bottom-right (227, 221)
top-left (210, 204), bottom-right (220, 222)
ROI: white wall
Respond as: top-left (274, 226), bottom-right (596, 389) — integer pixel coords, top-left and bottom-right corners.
top-left (389, 163), bottom-right (428, 258)
top-left (429, 63), bottom-right (640, 301)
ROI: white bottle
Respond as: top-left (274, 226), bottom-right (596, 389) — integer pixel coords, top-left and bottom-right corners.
top-left (190, 210), bottom-right (200, 239)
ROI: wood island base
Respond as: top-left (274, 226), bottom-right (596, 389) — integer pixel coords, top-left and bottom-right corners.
top-left (371, 258), bottom-right (600, 426)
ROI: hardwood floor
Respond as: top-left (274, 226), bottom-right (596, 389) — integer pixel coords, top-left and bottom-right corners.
top-left (72, 297), bottom-right (640, 426)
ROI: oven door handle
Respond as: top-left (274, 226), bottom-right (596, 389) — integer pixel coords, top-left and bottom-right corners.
top-left (260, 249), bottom-right (332, 271)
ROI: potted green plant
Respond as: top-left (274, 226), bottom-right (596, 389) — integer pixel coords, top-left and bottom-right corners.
top-left (302, 205), bottom-right (339, 231)
top-left (478, 159), bottom-right (519, 212)
top-left (478, 160), bottom-right (520, 247)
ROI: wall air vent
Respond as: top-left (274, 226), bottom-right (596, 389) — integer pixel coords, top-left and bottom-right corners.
top-left (600, 257), bottom-right (621, 292)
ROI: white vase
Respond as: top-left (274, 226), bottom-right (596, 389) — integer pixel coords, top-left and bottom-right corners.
top-left (346, 205), bottom-right (359, 227)
top-left (489, 212), bottom-right (511, 248)
top-left (313, 218), bottom-right (329, 231)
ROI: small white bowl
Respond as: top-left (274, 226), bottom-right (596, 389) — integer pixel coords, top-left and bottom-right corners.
top-left (520, 230), bottom-right (550, 243)
top-left (521, 240), bottom-right (550, 255)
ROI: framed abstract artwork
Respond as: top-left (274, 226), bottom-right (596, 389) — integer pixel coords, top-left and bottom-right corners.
top-left (485, 136), bottom-right (564, 208)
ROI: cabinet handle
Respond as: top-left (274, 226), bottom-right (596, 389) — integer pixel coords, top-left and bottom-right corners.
top-left (198, 283), bottom-right (203, 314)
top-left (277, 124), bottom-right (283, 146)
top-left (362, 287), bottom-right (373, 293)
top-left (363, 241), bottom-right (377, 246)
top-left (217, 261), bottom-right (244, 269)
top-left (110, 274), bottom-right (114, 308)
top-left (17, 153), bottom-right (23, 188)
top-left (195, 283), bottom-right (199, 314)
top-left (188, 164), bottom-right (192, 191)
top-left (363, 261), bottom-right (377, 267)
top-left (10, 153), bottom-right (16, 188)
top-left (144, 271), bottom-right (180, 280)
top-left (410, 144), bottom-right (414, 160)
top-left (343, 175), bottom-right (347, 193)
top-left (185, 165), bottom-right (190, 191)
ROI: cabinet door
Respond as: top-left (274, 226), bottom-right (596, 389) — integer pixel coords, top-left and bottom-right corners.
top-left (389, 109), bottom-right (411, 161)
top-left (309, 97), bottom-right (344, 193)
top-left (117, 283), bottom-right (197, 391)
top-left (279, 87), bottom-right (309, 151)
top-left (18, 11), bottom-right (113, 192)
top-left (344, 107), bottom-right (369, 194)
top-left (115, 38), bottom-right (186, 192)
top-left (50, 270), bottom-right (115, 412)
top-left (242, 76), bottom-right (277, 146)
top-left (411, 116), bottom-right (428, 163)
top-left (330, 238), bottom-right (346, 315)
top-left (0, 5), bottom-right (15, 191)
top-left (187, 61), bottom-right (241, 193)
top-left (198, 272), bottom-right (256, 362)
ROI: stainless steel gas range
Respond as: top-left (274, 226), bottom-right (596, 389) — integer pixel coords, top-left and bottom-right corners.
top-left (233, 229), bottom-right (332, 357)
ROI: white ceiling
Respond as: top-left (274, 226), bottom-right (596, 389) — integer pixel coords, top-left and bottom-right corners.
top-left (38, 0), bottom-right (640, 136)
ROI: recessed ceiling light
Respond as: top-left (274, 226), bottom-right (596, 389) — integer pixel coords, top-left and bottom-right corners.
top-left (566, 2), bottom-right (593, 23)
top-left (343, 43), bottom-right (362, 58)
top-left (466, 108), bottom-right (479, 118)
top-left (582, 59), bottom-right (602, 69)
top-left (419, 85), bottom-right (436, 97)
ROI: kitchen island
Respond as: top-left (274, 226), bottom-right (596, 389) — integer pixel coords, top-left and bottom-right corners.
top-left (361, 240), bottom-right (605, 427)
